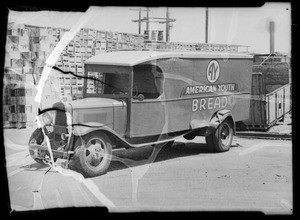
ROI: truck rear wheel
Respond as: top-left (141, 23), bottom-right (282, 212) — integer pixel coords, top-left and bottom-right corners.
top-left (73, 131), bottom-right (112, 177)
top-left (205, 119), bottom-right (233, 152)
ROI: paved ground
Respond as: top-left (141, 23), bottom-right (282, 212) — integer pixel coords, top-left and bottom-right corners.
top-left (4, 127), bottom-right (293, 214)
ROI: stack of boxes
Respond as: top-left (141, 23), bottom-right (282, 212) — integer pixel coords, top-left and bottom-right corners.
top-left (4, 23), bottom-right (145, 128)
top-left (57, 28), bottom-right (144, 100)
top-left (252, 54), bottom-right (290, 94)
top-left (4, 23), bottom-right (37, 128)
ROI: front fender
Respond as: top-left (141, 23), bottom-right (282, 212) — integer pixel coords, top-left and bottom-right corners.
top-left (209, 109), bottom-right (236, 135)
top-left (72, 122), bottom-right (132, 148)
top-left (73, 122), bottom-right (110, 136)
top-left (189, 109), bottom-right (235, 137)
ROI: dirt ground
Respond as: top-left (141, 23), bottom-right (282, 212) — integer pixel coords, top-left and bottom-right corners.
top-left (3, 123), bottom-right (293, 214)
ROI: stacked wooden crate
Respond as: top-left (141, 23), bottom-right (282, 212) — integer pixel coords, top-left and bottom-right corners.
top-left (56, 28), bottom-right (144, 100)
top-left (4, 23), bottom-right (145, 128)
top-left (239, 54), bottom-right (291, 131)
top-left (4, 23), bottom-right (34, 128)
top-left (253, 60), bottom-right (290, 94)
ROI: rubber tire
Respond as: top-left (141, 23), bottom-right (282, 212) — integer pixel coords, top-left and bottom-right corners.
top-left (72, 131), bottom-right (112, 177)
top-left (205, 119), bottom-right (233, 152)
top-left (28, 128), bottom-right (57, 165)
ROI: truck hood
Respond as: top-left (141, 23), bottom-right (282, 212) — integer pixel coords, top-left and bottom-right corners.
top-left (70, 97), bottom-right (126, 109)
top-left (70, 98), bottom-right (126, 127)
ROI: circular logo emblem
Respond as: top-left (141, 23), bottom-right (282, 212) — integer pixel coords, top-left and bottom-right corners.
top-left (206, 60), bottom-right (220, 83)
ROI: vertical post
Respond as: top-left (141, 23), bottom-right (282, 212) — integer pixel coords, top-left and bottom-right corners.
top-left (283, 86), bottom-right (285, 119)
top-left (205, 7), bottom-right (209, 43)
top-left (138, 8), bottom-right (141, 34)
top-left (126, 68), bottom-right (133, 138)
top-left (166, 7), bottom-right (169, 42)
top-left (146, 8), bottom-right (149, 31)
top-left (275, 93), bottom-right (278, 122)
top-left (269, 21), bottom-right (275, 54)
top-left (267, 96), bottom-right (269, 125)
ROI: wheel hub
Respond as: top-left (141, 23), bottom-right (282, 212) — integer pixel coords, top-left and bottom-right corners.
top-left (92, 144), bottom-right (103, 159)
top-left (220, 124), bottom-right (230, 144)
top-left (85, 139), bottom-right (105, 167)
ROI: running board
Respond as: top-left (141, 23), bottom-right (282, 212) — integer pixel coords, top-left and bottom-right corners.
top-left (129, 135), bottom-right (180, 148)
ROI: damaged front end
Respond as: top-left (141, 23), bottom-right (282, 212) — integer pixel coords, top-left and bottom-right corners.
top-left (28, 102), bottom-right (75, 165)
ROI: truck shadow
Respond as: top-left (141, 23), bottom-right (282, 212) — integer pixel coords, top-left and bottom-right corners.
top-left (107, 141), bottom-right (239, 173)
top-left (21, 141), bottom-right (239, 175)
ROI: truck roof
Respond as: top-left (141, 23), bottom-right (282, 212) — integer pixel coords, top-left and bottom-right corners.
top-left (85, 50), bottom-right (253, 67)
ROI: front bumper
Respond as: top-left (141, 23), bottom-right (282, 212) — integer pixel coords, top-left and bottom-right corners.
top-left (29, 143), bottom-right (74, 160)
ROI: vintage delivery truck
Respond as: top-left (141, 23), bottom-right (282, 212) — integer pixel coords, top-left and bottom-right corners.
top-left (29, 49), bottom-right (253, 177)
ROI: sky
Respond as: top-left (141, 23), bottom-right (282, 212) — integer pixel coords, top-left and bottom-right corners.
top-left (8, 3), bottom-right (291, 54)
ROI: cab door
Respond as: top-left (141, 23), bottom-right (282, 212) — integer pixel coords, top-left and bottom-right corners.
top-left (129, 64), bottom-right (165, 137)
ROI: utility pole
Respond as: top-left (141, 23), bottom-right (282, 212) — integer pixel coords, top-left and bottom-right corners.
top-left (131, 7), bottom-right (175, 41)
top-left (130, 8), bottom-right (148, 34)
top-left (166, 7), bottom-right (170, 42)
top-left (205, 7), bottom-right (209, 43)
top-left (138, 8), bottom-right (141, 34)
top-left (269, 21), bottom-right (275, 54)
top-left (146, 7), bottom-right (150, 31)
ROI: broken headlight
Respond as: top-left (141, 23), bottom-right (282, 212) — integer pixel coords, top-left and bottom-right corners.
top-left (42, 112), bottom-right (53, 125)
top-left (37, 110), bottom-right (55, 127)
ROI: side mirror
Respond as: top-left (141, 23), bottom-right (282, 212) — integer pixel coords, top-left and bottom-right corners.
top-left (133, 94), bottom-right (144, 101)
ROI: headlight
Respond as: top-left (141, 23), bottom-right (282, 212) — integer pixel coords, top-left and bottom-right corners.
top-left (42, 112), bottom-right (53, 125)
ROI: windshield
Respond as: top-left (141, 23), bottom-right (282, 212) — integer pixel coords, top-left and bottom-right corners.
top-left (85, 71), bottom-right (130, 96)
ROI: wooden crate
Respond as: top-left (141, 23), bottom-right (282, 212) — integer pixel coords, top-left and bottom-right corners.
top-left (241, 72), bottom-right (291, 131)
top-left (266, 84), bottom-right (291, 125)
top-left (253, 62), bottom-right (289, 94)
top-left (9, 122), bottom-right (17, 129)
top-left (17, 122), bottom-right (26, 129)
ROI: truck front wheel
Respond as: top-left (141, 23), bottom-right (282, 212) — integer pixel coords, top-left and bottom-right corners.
top-left (72, 131), bottom-right (112, 177)
top-left (28, 128), bottom-right (57, 165)
top-left (205, 119), bottom-right (233, 152)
